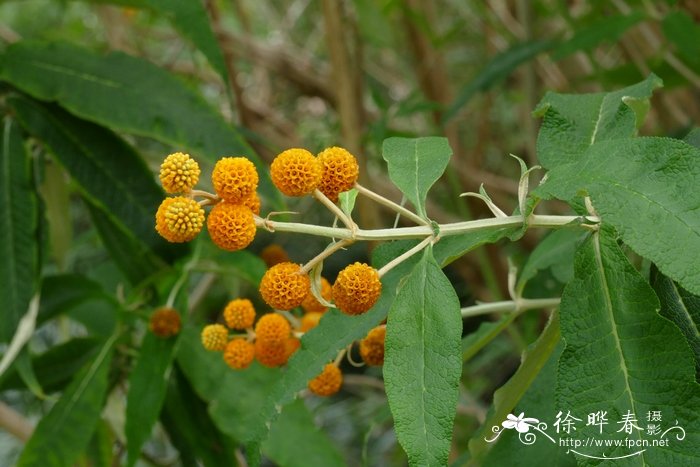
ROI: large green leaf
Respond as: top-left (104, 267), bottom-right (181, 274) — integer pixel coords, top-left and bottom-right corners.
top-left (384, 247), bottom-right (462, 466)
top-left (8, 95), bottom-right (179, 265)
top-left (535, 137), bottom-right (700, 295)
top-left (651, 268), bottom-right (700, 379)
top-left (382, 137), bottom-right (452, 219)
top-left (126, 331), bottom-right (180, 467)
top-left (18, 333), bottom-right (117, 467)
top-left (555, 229), bottom-right (700, 464)
top-left (0, 41), bottom-right (279, 203)
top-left (533, 74), bottom-right (662, 169)
top-left (0, 117), bottom-right (39, 343)
top-left (552, 12), bottom-right (645, 59)
top-left (443, 40), bottom-right (555, 123)
top-left (176, 325), bottom-right (344, 466)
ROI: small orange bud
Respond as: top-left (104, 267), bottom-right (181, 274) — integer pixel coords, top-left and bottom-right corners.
top-left (332, 262), bottom-right (382, 315)
top-left (316, 147), bottom-right (359, 202)
top-left (260, 244), bottom-right (290, 267)
top-left (300, 312), bottom-right (323, 333)
top-left (149, 307), bottom-right (181, 338)
top-left (155, 196), bottom-right (205, 243)
top-left (359, 325), bottom-right (386, 366)
top-left (254, 340), bottom-right (289, 368)
top-left (223, 298), bottom-right (256, 330)
top-left (211, 157), bottom-right (258, 203)
top-left (259, 262), bottom-right (310, 310)
top-left (308, 363), bottom-right (342, 396)
top-left (255, 313), bottom-right (291, 345)
top-left (207, 202), bottom-right (256, 251)
top-left (159, 152), bottom-right (200, 193)
top-left (223, 338), bottom-right (255, 370)
top-left (301, 277), bottom-right (332, 313)
top-left (241, 191), bottom-right (261, 215)
top-left (201, 324), bottom-right (228, 351)
top-left (270, 148), bottom-right (322, 197)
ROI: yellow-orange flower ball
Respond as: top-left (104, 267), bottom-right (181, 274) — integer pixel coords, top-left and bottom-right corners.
top-left (159, 152), bottom-right (200, 194)
top-left (332, 262), bottom-right (382, 315)
top-left (201, 324), bottom-right (228, 351)
top-left (300, 312), bottom-right (323, 333)
top-left (223, 298), bottom-right (256, 330)
top-left (155, 197), bottom-right (205, 243)
top-left (242, 191), bottom-right (261, 215)
top-left (149, 307), bottom-right (181, 338)
top-left (212, 157), bottom-right (258, 203)
top-left (261, 244), bottom-right (290, 268)
top-left (301, 277), bottom-right (332, 313)
top-left (223, 338), bottom-right (255, 370)
top-left (259, 262), bottom-right (310, 310)
top-left (270, 148), bottom-right (322, 197)
top-left (207, 202), bottom-right (256, 251)
top-left (317, 146), bottom-right (359, 202)
top-left (255, 340), bottom-right (288, 368)
top-left (255, 313), bottom-right (291, 345)
top-left (360, 325), bottom-right (386, 366)
top-left (285, 337), bottom-right (301, 359)
top-left (308, 363), bottom-right (342, 396)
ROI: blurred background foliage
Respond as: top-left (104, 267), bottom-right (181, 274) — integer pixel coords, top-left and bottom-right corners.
top-left (0, 0), bottom-right (699, 465)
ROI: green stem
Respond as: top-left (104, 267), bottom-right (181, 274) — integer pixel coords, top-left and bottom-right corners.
top-left (460, 297), bottom-right (561, 318)
top-left (354, 182), bottom-right (429, 226)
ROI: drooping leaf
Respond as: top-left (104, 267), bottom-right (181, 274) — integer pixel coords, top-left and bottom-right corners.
top-left (0, 41), bottom-right (280, 204)
top-left (533, 74), bottom-right (662, 169)
top-left (18, 333), bottom-right (117, 467)
top-left (516, 229), bottom-right (588, 294)
top-left (443, 40), bottom-right (555, 123)
top-left (0, 117), bottom-right (39, 343)
top-left (467, 310), bottom-right (560, 465)
top-left (384, 247), bottom-right (462, 466)
top-left (461, 314), bottom-right (517, 363)
top-left (552, 12), bottom-right (645, 59)
top-left (126, 331), bottom-right (180, 467)
top-left (535, 136), bottom-right (700, 295)
top-left (555, 228), bottom-right (700, 463)
top-left (651, 268), bottom-right (700, 379)
top-left (176, 326), bottom-right (344, 466)
top-left (662, 11), bottom-right (700, 69)
top-left (14, 348), bottom-right (46, 398)
top-left (9, 95), bottom-right (180, 265)
top-left (382, 137), bottom-right (452, 219)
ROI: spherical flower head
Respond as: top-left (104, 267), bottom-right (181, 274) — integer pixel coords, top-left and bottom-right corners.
top-left (285, 337), bottom-right (301, 359)
top-left (223, 338), bottom-right (255, 370)
top-left (254, 340), bottom-right (288, 368)
top-left (155, 196), bottom-right (205, 243)
top-left (159, 152), bottom-right (200, 194)
top-left (223, 298), bottom-right (256, 330)
top-left (261, 244), bottom-right (290, 267)
top-left (300, 312), bottom-right (323, 333)
top-left (207, 202), bottom-right (256, 251)
top-left (255, 313), bottom-right (291, 345)
top-left (242, 191), bottom-right (261, 215)
top-left (270, 148), bottom-right (322, 197)
top-left (149, 307), bottom-right (181, 338)
top-left (259, 262), bottom-right (310, 311)
top-left (212, 157), bottom-right (258, 203)
top-left (201, 324), bottom-right (228, 351)
top-left (308, 363), bottom-right (342, 396)
top-left (360, 325), bottom-right (386, 366)
top-left (332, 262), bottom-right (382, 315)
top-left (301, 277), bottom-right (332, 313)
top-left (317, 146), bottom-right (359, 202)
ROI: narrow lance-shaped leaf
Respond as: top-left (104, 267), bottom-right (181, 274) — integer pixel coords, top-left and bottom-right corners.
top-left (384, 247), bottom-right (462, 466)
top-left (126, 331), bottom-right (180, 467)
top-left (382, 137), bottom-right (452, 219)
top-left (552, 12), bottom-right (645, 59)
top-left (535, 136), bottom-right (700, 295)
top-left (18, 333), bottom-right (118, 467)
top-left (0, 117), bottom-right (39, 343)
top-left (555, 228), bottom-right (700, 464)
top-left (533, 74), bottom-right (662, 169)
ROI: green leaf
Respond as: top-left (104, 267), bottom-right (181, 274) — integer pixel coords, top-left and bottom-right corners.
top-left (651, 268), bottom-right (700, 379)
top-left (0, 117), bottom-right (39, 343)
top-left (9, 96), bottom-right (178, 260)
top-left (18, 333), bottom-right (117, 467)
top-left (516, 229), bottom-right (588, 294)
top-left (0, 338), bottom-right (101, 393)
top-left (0, 41), bottom-right (280, 205)
top-left (461, 314), bottom-right (516, 363)
top-left (533, 74), bottom-right (662, 169)
top-left (37, 274), bottom-right (118, 327)
top-left (662, 11), bottom-right (700, 69)
top-left (176, 325), bottom-right (344, 465)
top-left (535, 137), bottom-right (700, 295)
top-left (382, 137), bottom-right (452, 218)
top-left (685, 127), bottom-right (700, 149)
top-left (467, 310), bottom-right (560, 465)
top-left (552, 12), bottom-right (645, 59)
top-left (434, 226), bottom-right (520, 266)
top-left (15, 348), bottom-right (46, 398)
top-left (384, 247), bottom-right (462, 467)
top-left (554, 228), bottom-right (700, 463)
top-left (443, 40), bottom-right (555, 123)
top-left (339, 188), bottom-right (359, 217)
top-left (126, 331), bottom-right (180, 467)
top-left (162, 366), bottom-right (240, 467)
